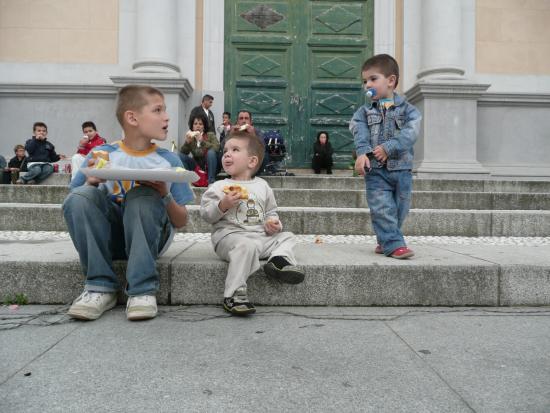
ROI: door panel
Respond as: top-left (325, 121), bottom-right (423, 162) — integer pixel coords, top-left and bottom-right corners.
top-left (225, 0), bottom-right (373, 168)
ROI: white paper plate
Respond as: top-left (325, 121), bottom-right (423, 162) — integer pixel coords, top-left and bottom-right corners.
top-left (81, 167), bottom-right (199, 183)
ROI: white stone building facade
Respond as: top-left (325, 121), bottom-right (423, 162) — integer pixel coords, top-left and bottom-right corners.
top-left (1, 0), bottom-right (549, 177)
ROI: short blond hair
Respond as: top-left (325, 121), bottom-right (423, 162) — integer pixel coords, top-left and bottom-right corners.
top-left (226, 130), bottom-right (265, 173)
top-left (115, 85), bottom-right (164, 126)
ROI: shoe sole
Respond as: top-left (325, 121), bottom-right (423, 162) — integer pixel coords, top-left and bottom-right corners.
top-left (67, 300), bottom-right (117, 321)
top-left (223, 302), bottom-right (256, 316)
top-left (263, 262), bottom-right (305, 284)
top-left (126, 307), bottom-right (157, 321)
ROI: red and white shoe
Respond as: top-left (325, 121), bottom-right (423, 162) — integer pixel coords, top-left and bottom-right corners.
top-left (390, 246), bottom-right (414, 259)
top-left (374, 245), bottom-right (383, 254)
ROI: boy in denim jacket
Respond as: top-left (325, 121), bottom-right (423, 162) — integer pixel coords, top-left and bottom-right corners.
top-left (350, 54), bottom-right (421, 259)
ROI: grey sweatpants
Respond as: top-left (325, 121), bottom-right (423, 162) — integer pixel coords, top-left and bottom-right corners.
top-left (214, 231), bottom-right (297, 297)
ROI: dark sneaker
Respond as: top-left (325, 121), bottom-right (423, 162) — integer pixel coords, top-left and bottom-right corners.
top-left (263, 261), bottom-right (305, 284)
top-left (223, 287), bottom-right (256, 316)
top-left (390, 246), bottom-right (414, 259)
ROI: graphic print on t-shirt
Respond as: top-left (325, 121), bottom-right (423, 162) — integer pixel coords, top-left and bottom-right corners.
top-left (233, 193), bottom-right (265, 226)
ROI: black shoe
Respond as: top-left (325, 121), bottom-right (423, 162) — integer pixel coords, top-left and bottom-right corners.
top-left (326, 169), bottom-right (332, 175)
top-left (264, 260), bottom-right (305, 284)
top-left (223, 287), bottom-right (256, 315)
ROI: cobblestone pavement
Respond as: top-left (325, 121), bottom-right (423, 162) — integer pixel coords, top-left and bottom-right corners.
top-left (1, 231), bottom-right (550, 246)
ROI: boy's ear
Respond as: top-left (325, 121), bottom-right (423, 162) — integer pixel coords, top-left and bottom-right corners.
top-left (248, 155), bottom-right (259, 170)
top-left (388, 74), bottom-right (397, 88)
top-left (125, 110), bottom-right (138, 126)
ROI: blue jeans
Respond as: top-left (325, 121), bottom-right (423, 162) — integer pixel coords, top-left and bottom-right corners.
top-left (365, 168), bottom-right (412, 255)
top-left (24, 163), bottom-right (54, 183)
top-left (62, 185), bottom-right (170, 296)
top-left (179, 149), bottom-right (218, 184)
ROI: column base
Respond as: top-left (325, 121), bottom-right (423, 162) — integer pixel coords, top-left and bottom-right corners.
top-left (414, 160), bottom-right (490, 179)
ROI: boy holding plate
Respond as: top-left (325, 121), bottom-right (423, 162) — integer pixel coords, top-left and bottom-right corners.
top-left (63, 85), bottom-right (194, 321)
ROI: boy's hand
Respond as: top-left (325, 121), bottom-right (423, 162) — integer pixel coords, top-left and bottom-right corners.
top-left (218, 191), bottom-right (241, 213)
top-left (138, 180), bottom-right (167, 197)
top-left (264, 217), bottom-right (282, 235)
top-left (84, 158), bottom-right (105, 186)
top-left (373, 145), bottom-right (388, 163)
top-left (355, 154), bottom-right (371, 176)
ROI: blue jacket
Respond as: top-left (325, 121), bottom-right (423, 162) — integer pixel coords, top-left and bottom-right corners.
top-left (349, 93), bottom-right (421, 170)
top-left (25, 137), bottom-right (61, 163)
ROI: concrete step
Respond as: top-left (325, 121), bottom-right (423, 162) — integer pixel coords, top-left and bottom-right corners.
top-left (1, 203), bottom-right (549, 236)
top-left (263, 176), bottom-right (550, 193)
top-left (2, 185), bottom-right (550, 210)
top-left (5, 174), bottom-right (550, 193)
top-left (1, 238), bottom-right (549, 306)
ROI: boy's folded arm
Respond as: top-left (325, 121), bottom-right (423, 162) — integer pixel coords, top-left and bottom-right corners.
top-left (199, 188), bottom-right (225, 223)
top-left (264, 186), bottom-right (280, 222)
top-left (350, 108), bottom-right (373, 156)
top-left (381, 105), bottom-right (422, 157)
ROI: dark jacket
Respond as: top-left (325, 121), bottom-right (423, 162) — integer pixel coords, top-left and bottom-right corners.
top-left (313, 139), bottom-right (334, 159)
top-left (8, 155), bottom-right (27, 172)
top-left (25, 137), bottom-right (61, 163)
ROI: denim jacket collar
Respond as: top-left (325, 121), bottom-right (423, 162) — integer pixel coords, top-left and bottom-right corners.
top-left (367, 92), bottom-right (405, 110)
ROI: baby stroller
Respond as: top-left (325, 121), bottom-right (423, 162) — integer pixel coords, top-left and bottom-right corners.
top-left (261, 130), bottom-right (294, 176)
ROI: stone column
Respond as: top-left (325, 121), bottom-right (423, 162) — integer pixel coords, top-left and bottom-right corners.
top-left (111, 0), bottom-right (193, 149)
top-left (133, 0), bottom-right (180, 74)
top-left (407, 0), bottom-right (490, 177)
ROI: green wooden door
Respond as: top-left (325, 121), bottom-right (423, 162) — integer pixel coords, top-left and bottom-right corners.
top-left (224, 0), bottom-right (373, 168)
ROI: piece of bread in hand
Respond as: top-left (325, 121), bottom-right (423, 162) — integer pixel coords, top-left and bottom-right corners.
top-left (223, 184), bottom-right (249, 199)
top-left (92, 150), bottom-right (109, 160)
top-left (91, 150), bottom-right (109, 169)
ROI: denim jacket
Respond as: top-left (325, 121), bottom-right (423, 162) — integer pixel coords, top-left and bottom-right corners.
top-left (349, 93), bottom-right (421, 170)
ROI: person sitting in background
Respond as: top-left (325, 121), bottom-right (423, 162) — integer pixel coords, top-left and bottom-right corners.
top-left (312, 131), bottom-right (334, 174)
top-left (16, 122), bottom-right (65, 185)
top-left (179, 114), bottom-right (219, 185)
top-left (217, 111), bottom-right (232, 150)
top-left (71, 121), bottom-right (106, 179)
top-left (0, 154), bottom-right (8, 184)
top-left (4, 144), bottom-right (27, 184)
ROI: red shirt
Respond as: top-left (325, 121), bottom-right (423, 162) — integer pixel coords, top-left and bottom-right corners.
top-left (77, 134), bottom-right (106, 155)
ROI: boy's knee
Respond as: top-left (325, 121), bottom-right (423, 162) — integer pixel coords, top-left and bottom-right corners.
top-left (125, 185), bottom-right (159, 203)
top-left (63, 185), bottom-right (103, 212)
top-left (230, 240), bottom-right (259, 258)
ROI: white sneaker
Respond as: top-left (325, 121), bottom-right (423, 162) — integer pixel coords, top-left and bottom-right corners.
top-left (67, 291), bottom-right (117, 320)
top-left (126, 295), bottom-right (157, 321)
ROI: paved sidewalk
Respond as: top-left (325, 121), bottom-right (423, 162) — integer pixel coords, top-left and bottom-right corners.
top-left (1, 305), bottom-right (549, 412)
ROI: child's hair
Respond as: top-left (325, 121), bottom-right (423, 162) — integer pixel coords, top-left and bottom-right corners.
top-left (33, 121), bottom-right (47, 132)
top-left (361, 54), bottom-right (400, 87)
top-left (115, 85), bottom-right (164, 126)
top-left (82, 121), bottom-right (97, 131)
top-left (226, 130), bottom-right (265, 173)
top-left (223, 111), bottom-right (231, 118)
top-left (14, 144), bottom-right (25, 153)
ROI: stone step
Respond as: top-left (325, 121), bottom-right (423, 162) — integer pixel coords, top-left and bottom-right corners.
top-left (1, 203), bottom-right (549, 236)
top-left (1, 238), bottom-right (548, 306)
top-left (6, 174), bottom-right (550, 193)
top-left (264, 176), bottom-right (550, 193)
top-left (2, 185), bottom-right (549, 210)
